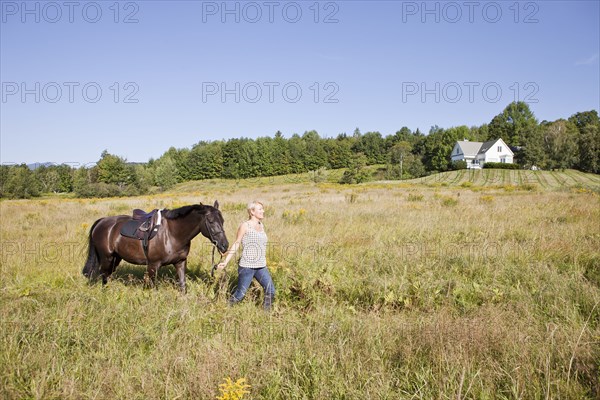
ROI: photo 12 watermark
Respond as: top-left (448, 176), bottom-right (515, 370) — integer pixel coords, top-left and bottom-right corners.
top-left (197, 240), bottom-right (341, 266)
top-left (1, 82), bottom-right (140, 104)
top-left (1, 1), bottom-right (140, 23)
top-left (397, 240), bottom-right (542, 266)
top-left (201, 1), bottom-right (339, 23)
top-left (1, 241), bottom-right (85, 265)
top-left (201, 81), bottom-right (340, 104)
top-left (401, 81), bottom-right (539, 104)
top-left (401, 1), bottom-right (539, 24)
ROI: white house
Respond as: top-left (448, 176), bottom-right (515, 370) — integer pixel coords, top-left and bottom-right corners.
top-left (451, 138), bottom-right (514, 169)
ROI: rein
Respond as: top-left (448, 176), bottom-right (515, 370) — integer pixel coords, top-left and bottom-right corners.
top-left (204, 218), bottom-right (229, 303)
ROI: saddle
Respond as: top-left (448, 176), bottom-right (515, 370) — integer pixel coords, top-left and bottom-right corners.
top-left (120, 209), bottom-right (162, 261)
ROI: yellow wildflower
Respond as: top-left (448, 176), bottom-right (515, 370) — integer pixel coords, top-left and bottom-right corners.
top-left (216, 377), bottom-right (251, 400)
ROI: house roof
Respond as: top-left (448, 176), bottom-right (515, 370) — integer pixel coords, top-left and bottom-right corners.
top-left (456, 138), bottom-right (514, 157)
top-left (456, 141), bottom-right (483, 157)
top-left (478, 139), bottom-right (499, 154)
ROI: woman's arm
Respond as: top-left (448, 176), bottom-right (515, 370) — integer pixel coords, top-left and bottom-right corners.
top-left (217, 222), bottom-right (247, 270)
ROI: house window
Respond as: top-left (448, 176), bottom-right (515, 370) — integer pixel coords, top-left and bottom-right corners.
top-left (498, 146), bottom-right (502, 152)
top-left (501, 157), bottom-right (506, 163)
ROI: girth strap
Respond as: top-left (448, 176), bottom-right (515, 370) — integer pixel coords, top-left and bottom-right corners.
top-left (120, 209), bottom-right (163, 265)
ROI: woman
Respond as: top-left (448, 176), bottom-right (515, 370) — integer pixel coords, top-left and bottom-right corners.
top-left (217, 200), bottom-right (275, 310)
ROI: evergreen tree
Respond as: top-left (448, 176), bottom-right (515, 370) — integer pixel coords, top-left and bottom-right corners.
top-left (340, 153), bottom-right (370, 184)
top-left (222, 138), bottom-right (259, 179)
top-left (272, 131), bottom-right (292, 176)
top-left (302, 130), bottom-right (328, 171)
top-left (324, 136), bottom-right (352, 169)
top-left (255, 137), bottom-right (275, 176)
top-left (287, 134), bottom-right (306, 174)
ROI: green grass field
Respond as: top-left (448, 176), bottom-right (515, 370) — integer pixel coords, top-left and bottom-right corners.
top-left (1, 170), bottom-right (599, 399)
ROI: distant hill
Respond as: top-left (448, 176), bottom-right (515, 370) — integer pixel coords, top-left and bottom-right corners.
top-left (25, 161), bottom-right (144, 170)
top-left (27, 162), bottom-right (56, 170)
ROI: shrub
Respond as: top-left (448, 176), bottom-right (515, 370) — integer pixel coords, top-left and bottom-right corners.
top-left (407, 193), bottom-right (424, 202)
top-left (451, 160), bottom-right (468, 170)
top-left (346, 193), bottom-right (359, 203)
top-left (483, 162), bottom-right (519, 170)
top-left (440, 196), bottom-right (459, 207)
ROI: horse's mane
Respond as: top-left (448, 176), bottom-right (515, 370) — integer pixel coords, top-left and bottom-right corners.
top-left (163, 204), bottom-right (211, 220)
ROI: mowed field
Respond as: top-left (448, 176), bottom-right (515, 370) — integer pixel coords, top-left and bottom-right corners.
top-left (408, 168), bottom-right (600, 189)
top-left (1, 170), bottom-right (599, 399)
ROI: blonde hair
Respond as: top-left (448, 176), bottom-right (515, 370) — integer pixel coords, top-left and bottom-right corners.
top-left (247, 200), bottom-right (264, 218)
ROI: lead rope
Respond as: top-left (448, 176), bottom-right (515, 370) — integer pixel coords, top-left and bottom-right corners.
top-left (207, 219), bottom-right (227, 302)
top-left (210, 245), bottom-right (218, 277)
top-left (206, 218), bottom-right (220, 277)
top-left (209, 246), bottom-right (228, 303)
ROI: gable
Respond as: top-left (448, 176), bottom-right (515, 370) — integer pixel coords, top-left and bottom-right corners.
top-left (479, 139), bottom-right (514, 156)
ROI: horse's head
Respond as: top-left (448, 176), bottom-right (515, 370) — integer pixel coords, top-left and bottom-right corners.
top-left (201, 200), bottom-right (229, 255)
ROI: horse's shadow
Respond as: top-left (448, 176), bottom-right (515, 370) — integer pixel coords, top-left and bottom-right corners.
top-left (111, 263), bottom-right (239, 296)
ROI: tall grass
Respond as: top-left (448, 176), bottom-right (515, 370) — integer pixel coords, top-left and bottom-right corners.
top-left (1, 178), bottom-right (599, 399)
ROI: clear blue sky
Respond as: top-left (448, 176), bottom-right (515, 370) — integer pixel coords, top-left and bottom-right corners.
top-left (1, 0), bottom-right (599, 166)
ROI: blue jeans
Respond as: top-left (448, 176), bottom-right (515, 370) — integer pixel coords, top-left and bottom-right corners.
top-left (230, 266), bottom-right (275, 310)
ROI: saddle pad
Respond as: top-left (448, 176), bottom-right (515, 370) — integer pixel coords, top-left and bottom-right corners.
top-left (121, 208), bottom-right (162, 241)
top-left (120, 219), bottom-right (159, 241)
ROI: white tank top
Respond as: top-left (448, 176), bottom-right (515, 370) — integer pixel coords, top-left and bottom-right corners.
top-left (239, 222), bottom-right (268, 269)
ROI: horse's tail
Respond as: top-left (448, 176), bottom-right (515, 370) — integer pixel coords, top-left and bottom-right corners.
top-left (82, 218), bottom-right (102, 280)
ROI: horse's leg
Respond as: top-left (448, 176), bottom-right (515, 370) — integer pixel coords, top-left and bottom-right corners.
top-left (99, 255), bottom-right (120, 286)
top-left (105, 256), bottom-right (122, 284)
top-left (110, 255), bottom-right (122, 275)
top-left (145, 263), bottom-right (159, 289)
top-left (99, 258), bottom-right (112, 285)
top-left (174, 260), bottom-right (187, 294)
top-left (94, 249), bottom-right (110, 285)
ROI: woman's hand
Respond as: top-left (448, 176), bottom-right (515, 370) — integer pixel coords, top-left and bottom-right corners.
top-left (216, 262), bottom-right (227, 271)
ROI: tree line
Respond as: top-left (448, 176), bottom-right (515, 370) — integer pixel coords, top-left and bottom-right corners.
top-left (1, 102), bottom-right (598, 199)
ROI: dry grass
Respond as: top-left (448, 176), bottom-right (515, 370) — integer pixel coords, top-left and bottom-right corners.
top-left (1, 175), bottom-right (599, 399)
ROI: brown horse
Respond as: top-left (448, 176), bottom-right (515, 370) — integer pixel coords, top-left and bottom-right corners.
top-left (82, 201), bottom-right (229, 292)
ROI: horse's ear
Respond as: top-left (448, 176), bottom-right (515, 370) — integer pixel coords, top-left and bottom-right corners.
top-left (213, 200), bottom-right (219, 210)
